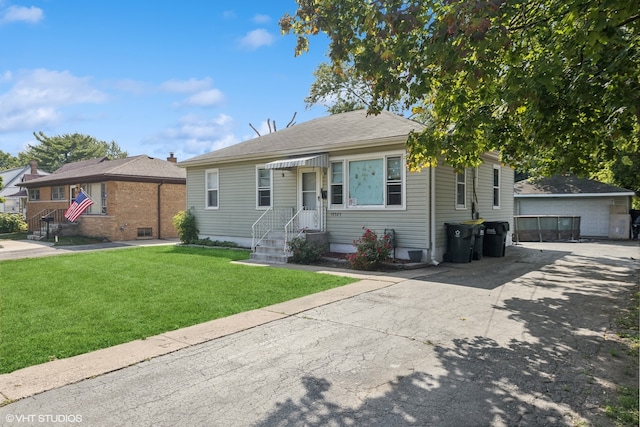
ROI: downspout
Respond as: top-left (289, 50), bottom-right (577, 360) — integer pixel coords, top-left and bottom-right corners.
top-left (430, 166), bottom-right (439, 266)
top-left (157, 181), bottom-right (164, 239)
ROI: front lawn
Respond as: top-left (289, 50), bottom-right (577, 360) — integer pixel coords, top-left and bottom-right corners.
top-left (0, 245), bottom-right (356, 374)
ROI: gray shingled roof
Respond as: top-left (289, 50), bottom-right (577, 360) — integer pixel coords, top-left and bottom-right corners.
top-left (18, 155), bottom-right (186, 187)
top-left (514, 175), bottom-right (635, 196)
top-left (179, 110), bottom-right (425, 167)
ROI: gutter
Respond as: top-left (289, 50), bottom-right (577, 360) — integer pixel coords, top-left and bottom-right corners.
top-left (430, 165), bottom-right (439, 266)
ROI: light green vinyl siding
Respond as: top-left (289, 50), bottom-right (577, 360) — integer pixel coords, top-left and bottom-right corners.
top-left (186, 162), bottom-right (298, 240)
top-left (434, 155), bottom-right (514, 253)
top-left (327, 166), bottom-right (430, 251)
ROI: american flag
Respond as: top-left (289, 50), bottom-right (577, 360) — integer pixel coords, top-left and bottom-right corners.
top-left (64, 189), bottom-right (94, 222)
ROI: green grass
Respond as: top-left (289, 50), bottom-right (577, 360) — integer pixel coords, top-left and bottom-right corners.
top-left (0, 246), bottom-right (356, 373)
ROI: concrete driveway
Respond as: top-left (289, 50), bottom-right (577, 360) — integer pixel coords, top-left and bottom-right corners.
top-left (1, 240), bottom-right (638, 426)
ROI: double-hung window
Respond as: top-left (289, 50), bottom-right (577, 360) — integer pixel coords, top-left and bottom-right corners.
top-left (206, 169), bottom-right (219, 209)
top-left (28, 188), bottom-right (40, 201)
top-left (492, 164), bottom-right (501, 208)
top-left (51, 186), bottom-right (65, 200)
top-left (256, 168), bottom-right (272, 208)
top-left (455, 170), bottom-right (466, 209)
top-left (330, 162), bottom-right (344, 205)
top-left (329, 154), bottom-right (405, 209)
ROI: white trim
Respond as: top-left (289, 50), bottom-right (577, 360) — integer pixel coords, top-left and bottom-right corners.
top-left (205, 168), bottom-right (219, 210)
top-left (328, 150), bottom-right (406, 210)
top-left (515, 192), bottom-right (635, 198)
top-left (492, 164), bottom-right (501, 209)
top-left (455, 169), bottom-right (467, 210)
top-left (255, 166), bottom-right (272, 210)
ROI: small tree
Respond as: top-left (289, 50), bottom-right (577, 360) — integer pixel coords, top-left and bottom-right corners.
top-left (172, 209), bottom-right (199, 244)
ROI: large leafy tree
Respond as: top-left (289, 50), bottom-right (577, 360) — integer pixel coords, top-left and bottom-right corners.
top-left (306, 61), bottom-right (408, 114)
top-left (280, 0), bottom-right (639, 176)
top-left (0, 150), bottom-right (21, 171)
top-left (23, 132), bottom-right (128, 173)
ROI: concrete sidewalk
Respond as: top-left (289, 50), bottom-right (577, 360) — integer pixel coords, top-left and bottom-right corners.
top-left (1, 240), bottom-right (638, 426)
top-left (0, 238), bottom-right (180, 261)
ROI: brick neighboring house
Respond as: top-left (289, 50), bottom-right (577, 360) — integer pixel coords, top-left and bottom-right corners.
top-left (17, 154), bottom-right (186, 241)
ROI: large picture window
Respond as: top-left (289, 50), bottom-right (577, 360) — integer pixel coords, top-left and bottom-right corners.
top-left (206, 169), bottom-right (219, 209)
top-left (256, 168), bottom-right (272, 208)
top-left (330, 154), bottom-right (405, 209)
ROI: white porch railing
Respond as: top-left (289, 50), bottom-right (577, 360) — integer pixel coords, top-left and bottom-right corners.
top-left (251, 207), bottom-right (294, 251)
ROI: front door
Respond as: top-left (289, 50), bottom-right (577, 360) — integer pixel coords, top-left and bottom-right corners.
top-left (298, 169), bottom-right (320, 230)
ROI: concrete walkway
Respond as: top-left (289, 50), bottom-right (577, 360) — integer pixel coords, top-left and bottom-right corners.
top-left (0, 240), bottom-right (638, 426)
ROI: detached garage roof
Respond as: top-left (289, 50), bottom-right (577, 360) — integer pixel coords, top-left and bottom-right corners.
top-left (515, 176), bottom-right (635, 198)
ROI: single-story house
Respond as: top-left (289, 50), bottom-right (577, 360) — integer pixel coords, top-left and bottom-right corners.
top-left (0, 161), bottom-right (49, 215)
top-left (514, 175), bottom-right (636, 239)
top-left (17, 154), bottom-right (186, 241)
top-left (178, 110), bottom-right (514, 263)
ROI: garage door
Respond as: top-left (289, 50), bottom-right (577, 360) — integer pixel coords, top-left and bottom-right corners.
top-left (517, 198), bottom-right (614, 237)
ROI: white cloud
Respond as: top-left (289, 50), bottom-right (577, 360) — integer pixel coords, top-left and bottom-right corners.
top-left (223, 10), bottom-right (236, 20)
top-left (0, 69), bottom-right (108, 132)
top-left (239, 29), bottom-right (275, 50)
top-left (160, 77), bottom-right (213, 94)
top-left (180, 89), bottom-right (224, 107)
top-left (253, 14), bottom-right (270, 24)
top-left (1, 5), bottom-right (44, 24)
top-left (152, 113), bottom-right (238, 157)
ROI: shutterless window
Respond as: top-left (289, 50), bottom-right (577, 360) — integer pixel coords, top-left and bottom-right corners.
top-left (456, 170), bottom-right (466, 208)
top-left (493, 165), bottom-right (500, 208)
top-left (29, 188), bottom-right (40, 201)
top-left (51, 186), bottom-right (65, 200)
top-left (386, 156), bottom-right (402, 206)
top-left (257, 168), bottom-right (272, 208)
top-left (330, 162), bottom-right (343, 206)
top-left (137, 227), bottom-right (152, 238)
top-left (206, 169), bottom-right (219, 208)
top-left (101, 183), bottom-right (107, 214)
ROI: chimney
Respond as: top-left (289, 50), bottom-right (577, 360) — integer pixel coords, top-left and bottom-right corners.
top-left (167, 152), bottom-right (177, 163)
top-left (30, 160), bottom-right (38, 175)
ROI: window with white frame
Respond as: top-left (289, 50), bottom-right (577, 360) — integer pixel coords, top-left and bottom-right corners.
top-left (330, 162), bottom-right (344, 205)
top-left (51, 186), bottom-right (65, 200)
top-left (455, 170), bottom-right (466, 208)
top-left (206, 169), bottom-right (219, 209)
top-left (28, 188), bottom-right (40, 201)
top-left (329, 154), bottom-right (405, 209)
top-left (256, 168), bottom-right (272, 208)
top-left (492, 164), bottom-right (501, 208)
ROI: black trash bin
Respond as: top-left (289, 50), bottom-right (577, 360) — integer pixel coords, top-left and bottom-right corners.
top-left (471, 224), bottom-right (485, 260)
top-left (445, 223), bottom-right (475, 263)
top-left (483, 221), bottom-right (509, 257)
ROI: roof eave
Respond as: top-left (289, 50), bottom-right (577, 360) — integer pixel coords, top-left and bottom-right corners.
top-left (178, 135), bottom-right (409, 168)
top-left (18, 174), bottom-right (186, 187)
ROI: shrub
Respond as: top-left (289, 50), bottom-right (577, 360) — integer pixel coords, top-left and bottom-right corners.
top-left (172, 209), bottom-right (199, 244)
top-left (347, 228), bottom-right (392, 270)
top-left (288, 236), bottom-right (324, 264)
top-left (0, 213), bottom-right (28, 233)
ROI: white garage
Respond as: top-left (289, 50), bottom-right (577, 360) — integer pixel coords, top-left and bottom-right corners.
top-left (514, 176), bottom-right (635, 238)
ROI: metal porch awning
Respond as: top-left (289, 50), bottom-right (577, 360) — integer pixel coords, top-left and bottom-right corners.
top-left (264, 154), bottom-right (329, 170)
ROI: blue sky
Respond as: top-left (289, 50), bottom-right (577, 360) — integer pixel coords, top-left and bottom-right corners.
top-left (0, 0), bottom-right (331, 162)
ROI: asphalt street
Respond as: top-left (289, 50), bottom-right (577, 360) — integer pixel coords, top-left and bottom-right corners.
top-left (1, 240), bottom-right (638, 426)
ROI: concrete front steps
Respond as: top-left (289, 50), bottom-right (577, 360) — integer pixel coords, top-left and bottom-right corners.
top-left (250, 234), bottom-right (290, 264)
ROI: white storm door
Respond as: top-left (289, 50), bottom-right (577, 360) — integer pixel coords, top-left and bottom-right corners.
top-left (298, 169), bottom-right (320, 230)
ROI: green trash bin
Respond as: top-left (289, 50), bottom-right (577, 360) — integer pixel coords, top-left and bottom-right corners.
top-left (445, 223), bottom-right (475, 263)
top-left (483, 221), bottom-right (509, 257)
